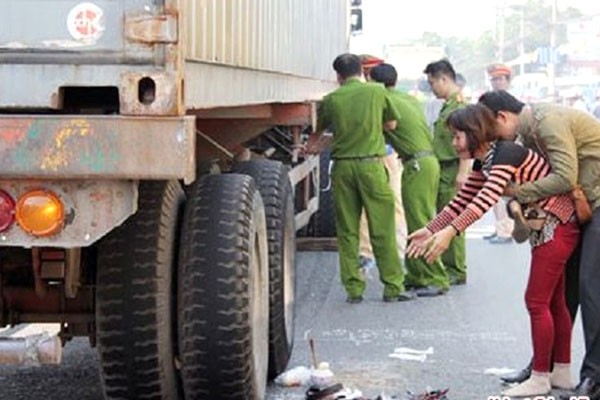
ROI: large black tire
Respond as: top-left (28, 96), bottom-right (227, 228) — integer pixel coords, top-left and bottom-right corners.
top-left (178, 174), bottom-right (269, 400)
top-left (96, 180), bottom-right (183, 400)
top-left (313, 149), bottom-right (336, 237)
top-left (232, 160), bottom-right (296, 378)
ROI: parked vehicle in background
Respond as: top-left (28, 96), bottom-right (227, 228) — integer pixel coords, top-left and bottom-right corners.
top-left (0, 1), bottom-right (349, 399)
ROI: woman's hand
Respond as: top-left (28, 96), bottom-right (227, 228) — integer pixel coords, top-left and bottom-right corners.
top-left (422, 226), bottom-right (457, 264)
top-left (503, 183), bottom-right (516, 197)
top-left (406, 228), bottom-right (433, 259)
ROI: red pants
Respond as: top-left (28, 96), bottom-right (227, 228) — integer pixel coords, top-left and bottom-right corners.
top-left (526, 220), bottom-right (580, 372)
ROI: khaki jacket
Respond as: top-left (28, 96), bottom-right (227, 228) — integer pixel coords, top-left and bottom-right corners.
top-left (514, 103), bottom-right (600, 210)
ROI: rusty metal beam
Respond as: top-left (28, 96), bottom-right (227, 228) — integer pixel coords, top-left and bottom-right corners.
top-left (0, 115), bottom-right (196, 183)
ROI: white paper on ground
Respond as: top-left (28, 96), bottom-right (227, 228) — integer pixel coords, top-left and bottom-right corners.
top-left (392, 346), bottom-right (434, 355)
top-left (388, 346), bottom-right (434, 362)
top-left (484, 367), bottom-right (517, 376)
top-left (388, 352), bottom-right (428, 362)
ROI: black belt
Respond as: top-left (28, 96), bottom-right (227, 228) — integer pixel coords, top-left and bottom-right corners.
top-left (438, 158), bottom-right (458, 166)
top-left (333, 155), bottom-right (384, 162)
top-left (403, 150), bottom-right (434, 162)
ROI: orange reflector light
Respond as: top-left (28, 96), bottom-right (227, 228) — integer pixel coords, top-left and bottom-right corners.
top-left (16, 190), bottom-right (64, 237)
top-left (0, 190), bottom-right (16, 232)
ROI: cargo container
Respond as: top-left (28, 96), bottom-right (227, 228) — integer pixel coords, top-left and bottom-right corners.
top-left (0, 0), bottom-right (349, 398)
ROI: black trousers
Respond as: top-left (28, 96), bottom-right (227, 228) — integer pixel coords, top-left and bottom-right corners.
top-left (565, 238), bottom-right (580, 327)
top-left (579, 208), bottom-right (600, 381)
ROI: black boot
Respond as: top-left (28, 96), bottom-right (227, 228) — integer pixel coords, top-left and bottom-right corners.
top-left (501, 361), bottom-right (532, 384)
top-left (560, 377), bottom-right (600, 400)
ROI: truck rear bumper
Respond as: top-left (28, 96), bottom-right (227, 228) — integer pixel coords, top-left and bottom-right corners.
top-left (0, 115), bottom-right (196, 183)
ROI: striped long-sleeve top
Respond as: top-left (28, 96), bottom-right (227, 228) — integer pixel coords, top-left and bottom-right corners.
top-left (427, 140), bottom-right (575, 234)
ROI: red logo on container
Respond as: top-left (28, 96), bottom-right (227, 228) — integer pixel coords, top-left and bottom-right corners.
top-left (74, 9), bottom-right (99, 37)
top-left (67, 3), bottom-right (105, 41)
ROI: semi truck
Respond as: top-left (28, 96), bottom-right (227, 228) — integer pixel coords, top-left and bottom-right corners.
top-left (0, 1), bottom-right (349, 399)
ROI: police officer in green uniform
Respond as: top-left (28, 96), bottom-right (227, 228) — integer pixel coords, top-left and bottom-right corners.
top-left (423, 59), bottom-right (469, 291)
top-left (369, 63), bottom-right (447, 297)
top-left (305, 53), bottom-right (414, 303)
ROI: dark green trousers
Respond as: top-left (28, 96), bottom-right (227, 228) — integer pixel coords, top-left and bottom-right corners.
top-left (436, 160), bottom-right (467, 282)
top-left (403, 155), bottom-right (449, 289)
top-left (331, 159), bottom-right (405, 298)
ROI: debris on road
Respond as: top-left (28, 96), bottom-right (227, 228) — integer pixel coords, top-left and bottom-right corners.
top-left (306, 383), bottom-right (364, 399)
top-left (483, 367), bottom-right (517, 376)
top-left (310, 361), bottom-right (335, 387)
top-left (388, 346), bottom-right (434, 362)
top-left (275, 365), bottom-right (312, 387)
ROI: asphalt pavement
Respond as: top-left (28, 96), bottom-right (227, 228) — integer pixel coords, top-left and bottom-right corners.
top-left (267, 223), bottom-right (585, 399)
top-left (0, 214), bottom-right (586, 400)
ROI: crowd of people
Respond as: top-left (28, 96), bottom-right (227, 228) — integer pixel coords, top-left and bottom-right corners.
top-left (303, 52), bottom-right (600, 399)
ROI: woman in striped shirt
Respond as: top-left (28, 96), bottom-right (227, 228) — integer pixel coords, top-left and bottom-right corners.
top-left (407, 104), bottom-right (580, 397)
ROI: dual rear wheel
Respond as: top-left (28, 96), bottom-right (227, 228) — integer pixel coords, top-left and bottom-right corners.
top-left (96, 160), bottom-right (295, 400)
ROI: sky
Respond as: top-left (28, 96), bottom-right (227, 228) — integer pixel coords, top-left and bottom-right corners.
top-left (349, 0), bottom-right (600, 80)
top-left (356, 0), bottom-right (600, 42)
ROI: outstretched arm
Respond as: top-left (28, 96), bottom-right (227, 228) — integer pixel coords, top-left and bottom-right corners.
top-left (426, 170), bottom-right (487, 233)
top-left (407, 170), bottom-right (485, 258)
top-left (420, 165), bottom-right (515, 262)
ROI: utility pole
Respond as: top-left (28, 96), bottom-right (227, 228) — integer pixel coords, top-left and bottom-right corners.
top-left (519, 7), bottom-right (525, 75)
top-left (497, 1), bottom-right (506, 62)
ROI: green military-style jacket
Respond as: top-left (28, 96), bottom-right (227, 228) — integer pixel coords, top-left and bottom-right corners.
top-left (317, 78), bottom-right (401, 159)
top-left (383, 88), bottom-right (433, 160)
top-left (432, 92), bottom-right (465, 162)
top-left (514, 103), bottom-right (600, 210)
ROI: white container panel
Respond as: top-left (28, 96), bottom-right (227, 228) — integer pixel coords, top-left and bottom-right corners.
top-left (184, 0), bottom-right (349, 82)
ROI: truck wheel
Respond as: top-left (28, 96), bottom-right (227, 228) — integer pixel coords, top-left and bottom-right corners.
top-left (313, 149), bottom-right (336, 237)
top-left (96, 180), bottom-right (183, 400)
top-left (178, 174), bottom-right (269, 400)
top-left (232, 160), bottom-right (296, 378)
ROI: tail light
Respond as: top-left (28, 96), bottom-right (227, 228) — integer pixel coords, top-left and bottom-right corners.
top-left (0, 190), bottom-right (16, 232)
top-left (16, 190), bottom-right (65, 237)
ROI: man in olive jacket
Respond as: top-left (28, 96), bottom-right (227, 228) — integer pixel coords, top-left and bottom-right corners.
top-left (479, 90), bottom-right (600, 399)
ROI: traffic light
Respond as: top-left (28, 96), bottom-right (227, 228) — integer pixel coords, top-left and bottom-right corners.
top-left (350, 0), bottom-right (362, 34)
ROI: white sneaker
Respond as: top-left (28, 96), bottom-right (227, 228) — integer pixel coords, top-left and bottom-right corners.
top-left (550, 363), bottom-right (574, 389)
top-left (502, 371), bottom-right (551, 397)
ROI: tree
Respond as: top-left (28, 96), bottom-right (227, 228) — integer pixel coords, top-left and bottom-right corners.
top-left (500, 0), bottom-right (582, 63)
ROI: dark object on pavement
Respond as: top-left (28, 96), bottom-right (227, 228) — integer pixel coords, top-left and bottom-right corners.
top-left (415, 286), bottom-right (448, 297)
top-left (500, 362), bottom-right (532, 384)
top-left (404, 388), bottom-right (450, 400)
top-left (375, 388), bottom-right (450, 400)
top-left (305, 383), bottom-right (344, 400)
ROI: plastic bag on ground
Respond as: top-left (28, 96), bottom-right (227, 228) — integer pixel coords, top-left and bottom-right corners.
top-left (274, 365), bottom-right (312, 387)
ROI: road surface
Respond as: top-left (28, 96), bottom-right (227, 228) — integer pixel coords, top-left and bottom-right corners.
top-left (0, 218), bottom-right (585, 400)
